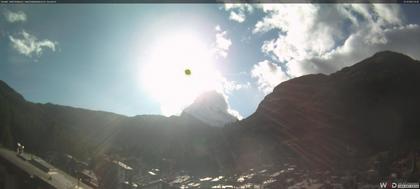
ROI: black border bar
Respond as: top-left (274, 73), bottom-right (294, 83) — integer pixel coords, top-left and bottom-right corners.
top-left (0, 0), bottom-right (418, 4)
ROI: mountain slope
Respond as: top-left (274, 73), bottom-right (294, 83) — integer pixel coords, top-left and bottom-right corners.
top-left (233, 51), bottom-right (420, 168)
top-left (1, 51), bottom-right (420, 176)
top-left (0, 81), bottom-right (232, 175)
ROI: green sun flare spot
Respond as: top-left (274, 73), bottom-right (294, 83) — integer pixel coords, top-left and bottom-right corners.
top-left (184, 69), bottom-right (191, 76)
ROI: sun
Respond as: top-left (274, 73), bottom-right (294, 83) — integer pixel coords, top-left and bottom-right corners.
top-left (141, 31), bottom-right (222, 116)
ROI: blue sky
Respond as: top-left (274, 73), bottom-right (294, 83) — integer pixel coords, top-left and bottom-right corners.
top-left (1, 4), bottom-right (419, 119)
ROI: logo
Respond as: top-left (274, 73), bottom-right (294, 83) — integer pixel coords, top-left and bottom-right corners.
top-left (380, 182), bottom-right (420, 189)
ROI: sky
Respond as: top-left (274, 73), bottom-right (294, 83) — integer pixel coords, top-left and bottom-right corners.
top-left (0, 4), bottom-right (419, 119)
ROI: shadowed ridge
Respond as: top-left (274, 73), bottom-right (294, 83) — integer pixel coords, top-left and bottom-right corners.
top-left (231, 51), bottom-right (420, 169)
top-left (0, 80), bottom-right (25, 102)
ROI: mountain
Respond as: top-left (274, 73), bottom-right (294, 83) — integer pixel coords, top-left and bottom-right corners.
top-left (0, 81), bottom-right (233, 175)
top-left (182, 91), bottom-right (238, 127)
top-left (232, 51), bottom-right (420, 169)
top-left (1, 51), bottom-right (420, 178)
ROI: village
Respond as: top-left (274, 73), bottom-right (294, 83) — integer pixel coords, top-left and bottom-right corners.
top-left (1, 143), bottom-right (419, 189)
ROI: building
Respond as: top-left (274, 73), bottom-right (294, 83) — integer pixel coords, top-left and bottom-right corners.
top-left (98, 158), bottom-right (135, 189)
top-left (0, 147), bottom-right (93, 189)
top-left (80, 169), bottom-right (99, 188)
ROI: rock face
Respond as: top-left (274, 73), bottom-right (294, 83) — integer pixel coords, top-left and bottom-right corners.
top-left (234, 51), bottom-right (420, 168)
top-left (182, 91), bottom-right (238, 127)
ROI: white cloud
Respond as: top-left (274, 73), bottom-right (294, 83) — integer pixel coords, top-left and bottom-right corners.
top-left (214, 25), bottom-right (232, 58)
top-left (296, 24), bottom-right (420, 76)
top-left (219, 77), bottom-right (250, 120)
top-left (219, 91), bottom-right (244, 120)
top-left (228, 108), bottom-right (243, 120)
top-left (251, 60), bottom-right (289, 95)
top-left (222, 91), bottom-right (244, 120)
top-left (229, 11), bottom-right (246, 23)
top-left (3, 10), bottom-right (27, 23)
top-left (251, 4), bottom-right (417, 80)
top-left (222, 79), bottom-right (251, 95)
top-left (9, 30), bottom-right (58, 57)
top-left (255, 4), bottom-right (344, 65)
top-left (224, 4), bottom-right (253, 23)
